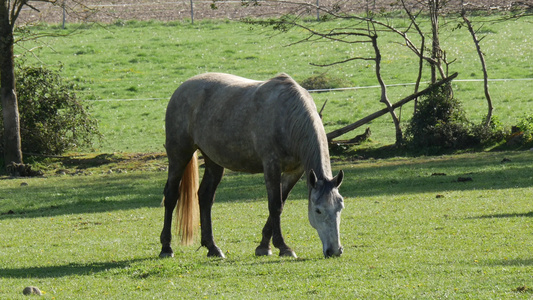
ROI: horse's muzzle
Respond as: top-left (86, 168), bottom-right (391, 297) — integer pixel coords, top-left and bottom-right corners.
top-left (324, 246), bottom-right (343, 258)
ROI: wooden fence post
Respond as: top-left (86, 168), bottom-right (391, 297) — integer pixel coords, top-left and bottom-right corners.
top-left (190, 0), bottom-right (194, 24)
top-left (62, 0), bottom-right (66, 29)
top-left (316, 0), bottom-right (319, 21)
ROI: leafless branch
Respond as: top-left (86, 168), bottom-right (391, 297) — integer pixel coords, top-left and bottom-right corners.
top-left (14, 44), bottom-right (46, 63)
top-left (310, 56), bottom-right (374, 67)
top-left (461, 2), bottom-right (493, 126)
top-left (370, 34), bottom-right (403, 144)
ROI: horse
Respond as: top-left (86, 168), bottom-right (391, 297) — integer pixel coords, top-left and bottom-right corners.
top-left (160, 72), bottom-right (344, 259)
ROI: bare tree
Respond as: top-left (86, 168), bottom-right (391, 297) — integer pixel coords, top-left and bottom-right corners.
top-left (428, 0), bottom-right (444, 83)
top-left (291, 15), bottom-right (403, 144)
top-left (460, 5), bottom-right (493, 126)
top-left (459, 0), bottom-right (533, 127)
top-left (243, 1), bottom-right (461, 145)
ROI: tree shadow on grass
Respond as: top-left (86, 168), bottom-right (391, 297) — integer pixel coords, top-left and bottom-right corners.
top-left (469, 211), bottom-right (533, 219)
top-left (341, 151), bottom-right (533, 198)
top-left (0, 173), bottom-right (166, 220)
top-left (3, 151), bottom-right (533, 220)
top-left (483, 258), bottom-right (533, 267)
top-left (0, 258), bottom-right (150, 279)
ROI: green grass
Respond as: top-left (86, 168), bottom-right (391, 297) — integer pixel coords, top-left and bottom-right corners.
top-left (2, 151), bottom-right (533, 298)
top-left (14, 16), bottom-right (533, 152)
top-left (3, 14), bottom-right (533, 299)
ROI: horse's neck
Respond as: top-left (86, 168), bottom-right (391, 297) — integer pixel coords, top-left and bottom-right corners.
top-left (300, 129), bottom-right (332, 180)
top-left (284, 89), bottom-right (332, 180)
top-left (308, 151), bottom-right (332, 181)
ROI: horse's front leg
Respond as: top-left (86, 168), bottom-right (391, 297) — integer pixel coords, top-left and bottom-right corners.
top-left (255, 216), bottom-right (274, 256)
top-left (256, 165), bottom-right (297, 258)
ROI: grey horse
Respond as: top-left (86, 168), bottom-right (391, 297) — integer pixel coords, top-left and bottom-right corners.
top-left (160, 72), bottom-right (344, 258)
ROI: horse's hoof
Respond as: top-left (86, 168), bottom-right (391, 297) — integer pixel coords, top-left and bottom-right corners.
top-left (159, 251), bottom-right (174, 258)
top-left (207, 247), bottom-right (226, 258)
top-left (255, 246), bottom-right (273, 256)
top-left (279, 249), bottom-right (297, 258)
top-left (159, 246), bottom-right (174, 258)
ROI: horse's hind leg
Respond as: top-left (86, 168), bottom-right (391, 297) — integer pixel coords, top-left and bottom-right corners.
top-left (159, 149), bottom-right (195, 258)
top-left (198, 155), bottom-right (225, 258)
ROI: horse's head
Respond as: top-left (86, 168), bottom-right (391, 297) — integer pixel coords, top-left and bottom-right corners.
top-left (307, 169), bottom-right (344, 258)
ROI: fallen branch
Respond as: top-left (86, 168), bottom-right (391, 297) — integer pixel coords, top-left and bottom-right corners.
top-left (326, 72), bottom-right (458, 142)
top-left (334, 127), bottom-right (371, 145)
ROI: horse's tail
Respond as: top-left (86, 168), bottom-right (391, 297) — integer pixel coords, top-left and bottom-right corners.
top-left (176, 151), bottom-right (200, 245)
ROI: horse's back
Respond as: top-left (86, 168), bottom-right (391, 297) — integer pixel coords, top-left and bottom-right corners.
top-left (165, 72), bottom-right (319, 173)
top-left (170, 73), bottom-right (260, 103)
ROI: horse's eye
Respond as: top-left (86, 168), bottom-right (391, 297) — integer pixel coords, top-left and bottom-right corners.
top-left (315, 209), bottom-right (322, 214)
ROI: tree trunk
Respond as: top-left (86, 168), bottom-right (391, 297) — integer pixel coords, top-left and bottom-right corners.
top-left (429, 0), bottom-right (440, 83)
top-left (0, 3), bottom-right (24, 166)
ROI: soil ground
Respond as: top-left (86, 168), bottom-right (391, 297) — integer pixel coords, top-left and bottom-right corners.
top-left (19, 0), bottom-right (525, 24)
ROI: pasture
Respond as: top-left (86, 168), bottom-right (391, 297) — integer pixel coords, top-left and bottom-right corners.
top-left (1, 13), bottom-right (533, 299)
top-left (1, 151), bottom-right (533, 298)
top-left (14, 16), bottom-right (533, 152)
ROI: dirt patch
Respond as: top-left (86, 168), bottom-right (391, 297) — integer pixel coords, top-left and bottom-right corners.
top-left (18, 0), bottom-right (523, 24)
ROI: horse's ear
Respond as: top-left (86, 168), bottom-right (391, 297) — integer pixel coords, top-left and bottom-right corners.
top-left (334, 170), bottom-right (344, 188)
top-left (308, 170), bottom-right (318, 189)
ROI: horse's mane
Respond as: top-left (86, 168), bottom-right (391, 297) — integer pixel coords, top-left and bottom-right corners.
top-left (268, 74), bottom-right (332, 179)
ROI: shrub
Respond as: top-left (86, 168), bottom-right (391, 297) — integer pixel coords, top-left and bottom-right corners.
top-left (0, 64), bottom-right (100, 155)
top-left (300, 73), bottom-right (350, 91)
top-left (405, 83), bottom-right (475, 151)
top-left (405, 83), bottom-right (506, 153)
top-left (515, 115), bottom-right (533, 142)
top-left (471, 115), bottom-right (507, 146)
top-left (504, 115), bottom-right (533, 148)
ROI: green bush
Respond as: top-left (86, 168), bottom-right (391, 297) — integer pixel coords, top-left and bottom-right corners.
top-left (515, 115), bottom-right (533, 142)
top-left (405, 83), bottom-right (476, 151)
top-left (405, 83), bottom-right (506, 153)
top-left (299, 73), bottom-right (350, 91)
top-left (471, 115), bottom-right (507, 146)
top-left (0, 64), bottom-right (100, 155)
top-left (504, 115), bottom-right (533, 148)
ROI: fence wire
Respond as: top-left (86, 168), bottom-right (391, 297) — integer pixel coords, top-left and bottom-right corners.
top-left (88, 78), bottom-right (533, 102)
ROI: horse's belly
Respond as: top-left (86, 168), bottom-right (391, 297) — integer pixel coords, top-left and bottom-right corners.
top-left (197, 141), bottom-right (265, 174)
top-left (218, 159), bottom-right (264, 174)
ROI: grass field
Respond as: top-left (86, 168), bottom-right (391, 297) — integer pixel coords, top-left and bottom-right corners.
top-left (15, 15), bottom-right (533, 152)
top-left (2, 13), bottom-right (533, 299)
top-left (1, 151), bottom-right (533, 298)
